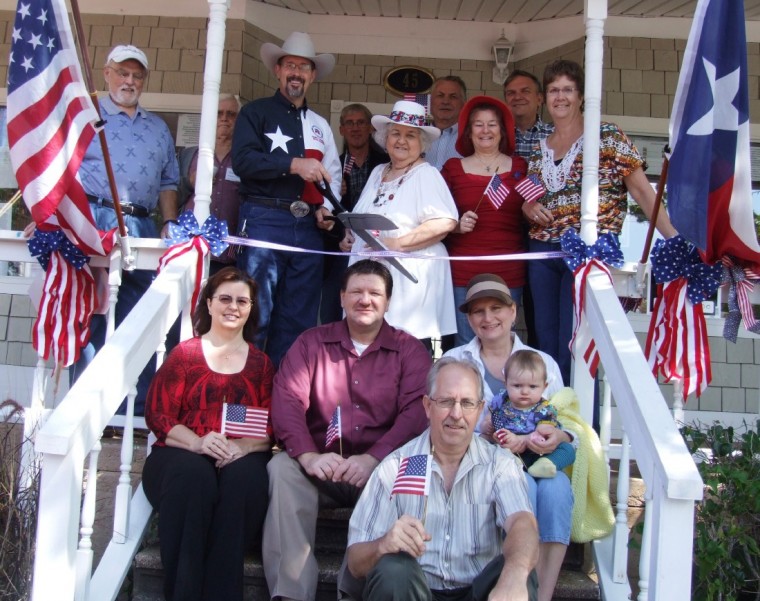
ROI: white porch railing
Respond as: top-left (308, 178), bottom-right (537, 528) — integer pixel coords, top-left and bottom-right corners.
top-left (11, 233), bottom-right (200, 601)
top-left (581, 268), bottom-right (704, 600)
top-left (0, 230), bottom-right (705, 601)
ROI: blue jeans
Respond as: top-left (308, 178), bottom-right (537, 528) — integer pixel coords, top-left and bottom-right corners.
top-left (525, 470), bottom-right (573, 544)
top-left (527, 239), bottom-right (572, 386)
top-left (237, 202), bottom-right (324, 367)
top-left (70, 206), bottom-right (160, 416)
top-left (452, 285), bottom-right (523, 348)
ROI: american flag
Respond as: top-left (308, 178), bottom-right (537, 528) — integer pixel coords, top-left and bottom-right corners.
top-left (7, 0), bottom-right (112, 257)
top-left (515, 174), bottom-right (546, 204)
top-left (221, 403), bottom-right (269, 439)
top-left (403, 92), bottom-right (429, 108)
top-left (490, 407), bottom-right (510, 445)
top-left (494, 430), bottom-right (510, 445)
top-left (343, 154), bottom-right (356, 176)
top-left (484, 173), bottom-right (509, 209)
top-left (391, 454), bottom-right (431, 497)
top-left (325, 406), bottom-right (341, 448)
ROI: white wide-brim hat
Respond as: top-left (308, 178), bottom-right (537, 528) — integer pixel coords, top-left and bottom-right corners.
top-left (371, 101), bottom-right (441, 140)
top-left (260, 32), bottom-right (335, 81)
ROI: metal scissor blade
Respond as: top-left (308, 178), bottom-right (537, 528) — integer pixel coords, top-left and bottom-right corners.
top-left (352, 228), bottom-right (419, 284)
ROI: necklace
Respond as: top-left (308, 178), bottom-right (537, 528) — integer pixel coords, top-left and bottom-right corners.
top-left (225, 339), bottom-right (247, 360)
top-left (373, 162), bottom-right (415, 207)
top-left (540, 136), bottom-right (583, 193)
top-left (474, 153), bottom-right (501, 173)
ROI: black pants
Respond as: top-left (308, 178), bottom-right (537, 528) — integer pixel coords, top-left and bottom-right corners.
top-left (363, 552), bottom-right (539, 601)
top-left (142, 446), bottom-right (271, 601)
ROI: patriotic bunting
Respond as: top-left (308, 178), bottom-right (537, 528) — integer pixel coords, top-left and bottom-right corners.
top-left (720, 256), bottom-right (760, 342)
top-left (645, 236), bottom-right (723, 399)
top-left (27, 229), bottom-right (96, 366)
top-left (561, 231), bottom-right (625, 378)
top-left (158, 211), bottom-right (230, 312)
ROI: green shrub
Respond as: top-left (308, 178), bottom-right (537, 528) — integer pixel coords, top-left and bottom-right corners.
top-left (681, 420), bottom-right (760, 601)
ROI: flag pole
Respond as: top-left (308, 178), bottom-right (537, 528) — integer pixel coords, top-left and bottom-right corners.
top-left (635, 153), bottom-right (670, 296)
top-left (338, 406), bottom-right (343, 458)
top-left (68, 0), bottom-right (135, 270)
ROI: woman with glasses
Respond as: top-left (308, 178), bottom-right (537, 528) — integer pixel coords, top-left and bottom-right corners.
top-left (342, 100), bottom-right (458, 348)
top-left (443, 273), bottom-right (571, 601)
top-left (522, 59), bottom-right (677, 386)
top-left (143, 267), bottom-right (274, 601)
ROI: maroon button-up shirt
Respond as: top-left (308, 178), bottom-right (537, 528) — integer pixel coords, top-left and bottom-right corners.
top-left (272, 319), bottom-right (431, 461)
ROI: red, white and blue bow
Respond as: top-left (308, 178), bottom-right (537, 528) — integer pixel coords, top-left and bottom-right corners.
top-left (158, 211), bottom-right (230, 314)
top-left (561, 231), bottom-right (624, 377)
top-left (645, 235), bottom-right (722, 399)
top-left (721, 256), bottom-right (760, 343)
top-left (27, 229), bottom-right (96, 367)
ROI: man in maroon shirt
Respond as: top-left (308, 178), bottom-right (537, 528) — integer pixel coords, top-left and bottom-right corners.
top-left (263, 260), bottom-right (432, 601)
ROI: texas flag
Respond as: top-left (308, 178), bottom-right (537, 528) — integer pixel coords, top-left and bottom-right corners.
top-left (667, 0), bottom-right (760, 268)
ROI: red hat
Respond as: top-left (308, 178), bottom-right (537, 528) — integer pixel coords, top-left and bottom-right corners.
top-left (455, 95), bottom-right (516, 157)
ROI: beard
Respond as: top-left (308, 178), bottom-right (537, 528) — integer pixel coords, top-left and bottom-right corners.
top-left (285, 76), bottom-right (306, 98)
top-left (110, 86), bottom-right (139, 108)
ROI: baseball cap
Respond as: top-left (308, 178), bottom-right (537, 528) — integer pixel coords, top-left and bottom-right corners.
top-left (107, 45), bottom-right (149, 70)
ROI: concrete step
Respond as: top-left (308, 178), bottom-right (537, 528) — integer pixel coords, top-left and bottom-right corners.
top-left (133, 544), bottom-right (599, 601)
top-left (133, 508), bottom-right (598, 600)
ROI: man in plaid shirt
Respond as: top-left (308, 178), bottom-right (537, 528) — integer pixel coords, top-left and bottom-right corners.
top-left (503, 70), bottom-right (554, 160)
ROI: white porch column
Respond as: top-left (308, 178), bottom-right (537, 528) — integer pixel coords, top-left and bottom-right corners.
top-left (193, 0), bottom-right (231, 223)
top-left (572, 0), bottom-right (608, 402)
top-left (580, 0), bottom-right (607, 245)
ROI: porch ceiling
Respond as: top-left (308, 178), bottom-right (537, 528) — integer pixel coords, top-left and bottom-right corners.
top-left (253, 0), bottom-right (760, 22)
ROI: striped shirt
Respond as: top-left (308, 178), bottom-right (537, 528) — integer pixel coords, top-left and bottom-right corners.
top-left (425, 124), bottom-right (462, 170)
top-left (348, 430), bottom-right (531, 590)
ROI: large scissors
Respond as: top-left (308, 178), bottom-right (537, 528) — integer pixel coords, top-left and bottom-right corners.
top-left (315, 181), bottom-right (419, 284)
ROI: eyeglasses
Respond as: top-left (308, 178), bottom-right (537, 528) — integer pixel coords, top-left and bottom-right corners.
top-left (545, 87), bottom-right (578, 97)
top-left (212, 294), bottom-right (253, 309)
top-left (342, 119), bottom-right (368, 128)
top-left (428, 397), bottom-right (483, 413)
top-left (109, 67), bottom-right (145, 82)
top-left (280, 61), bottom-right (314, 73)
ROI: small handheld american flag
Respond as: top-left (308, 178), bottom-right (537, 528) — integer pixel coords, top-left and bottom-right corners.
top-left (484, 173), bottom-right (509, 210)
top-left (390, 454), bottom-right (431, 497)
top-left (343, 154), bottom-right (356, 176)
top-left (325, 406), bottom-right (342, 448)
top-left (490, 406), bottom-right (510, 446)
top-left (220, 403), bottom-right (268, 439)
top-left (515, 174), bottom-right (546, 203)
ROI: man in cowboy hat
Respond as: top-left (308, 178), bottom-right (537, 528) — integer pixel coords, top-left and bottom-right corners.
top-left (232, 31), bottom-right (342, 367)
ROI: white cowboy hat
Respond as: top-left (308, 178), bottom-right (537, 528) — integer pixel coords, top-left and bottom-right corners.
top-left (260, 32), bottom-right (335, 81)
top-left (371, 101), bottom-right (441, 140)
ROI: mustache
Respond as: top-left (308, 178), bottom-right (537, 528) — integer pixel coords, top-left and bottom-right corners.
top-left (287, 76), bottom-right (305, 85)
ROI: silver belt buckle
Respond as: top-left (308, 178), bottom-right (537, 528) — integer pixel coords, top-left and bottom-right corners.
top-left (289, 200), bottom-right (310, 218)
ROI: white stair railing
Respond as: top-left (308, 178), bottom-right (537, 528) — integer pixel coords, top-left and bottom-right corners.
top-left (582, 268), bottom-right (704, 600)
top-left (31, 250), bottom-right (198, 601)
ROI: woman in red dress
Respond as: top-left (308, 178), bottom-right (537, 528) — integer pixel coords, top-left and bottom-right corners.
top-left (143, 267), bottom-right (274, 601)
top-left (443, 95), bottom-right (532, 346)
